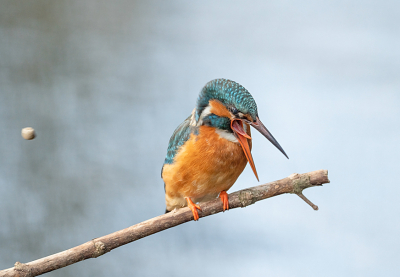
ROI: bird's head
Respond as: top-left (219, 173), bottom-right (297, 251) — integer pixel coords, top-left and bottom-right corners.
top-left (193, 79), bottom-right (288, 180)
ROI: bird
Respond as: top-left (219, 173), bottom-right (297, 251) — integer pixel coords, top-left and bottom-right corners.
top-left (161, 79), bottom-right (288, 220)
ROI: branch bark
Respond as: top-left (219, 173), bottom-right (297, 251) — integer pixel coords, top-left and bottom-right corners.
top-left (0, 169), bottom-right (329, 277)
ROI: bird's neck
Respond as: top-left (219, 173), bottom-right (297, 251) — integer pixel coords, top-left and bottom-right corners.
top-left (202, 114), bottom-right (231, 131)
top-left (191, 99), bottom-right (232, 132)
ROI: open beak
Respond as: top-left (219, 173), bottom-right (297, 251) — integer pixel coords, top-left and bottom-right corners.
top-left (231, 117), bottom-right (288, 181)
top-left (250, 117), bottom-right (288, 159)
top-left (231, 120), bottom-right (259, 181)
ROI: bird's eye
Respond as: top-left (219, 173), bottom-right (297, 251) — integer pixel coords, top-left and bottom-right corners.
top-left (231, 107), bottom-right (239, 115)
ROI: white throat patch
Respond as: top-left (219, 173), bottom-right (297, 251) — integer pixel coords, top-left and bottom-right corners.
top-left (215, 129), bottom-right (238, 143)
top-left (191, 104), bottom-right (246, 144)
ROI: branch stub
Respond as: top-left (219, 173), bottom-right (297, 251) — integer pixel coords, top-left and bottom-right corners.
top-left (14, 262), bottom-right (32, 277)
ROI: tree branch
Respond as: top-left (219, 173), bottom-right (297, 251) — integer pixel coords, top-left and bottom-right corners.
top-left (0, 169), bottom-right (330, 277)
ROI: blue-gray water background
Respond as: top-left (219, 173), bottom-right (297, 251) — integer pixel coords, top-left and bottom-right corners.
top-left (1, 1), bottom-right (399, 276)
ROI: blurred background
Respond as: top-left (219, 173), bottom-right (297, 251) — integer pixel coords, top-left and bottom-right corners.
top-left (1, 1), bottom-right (399, 276)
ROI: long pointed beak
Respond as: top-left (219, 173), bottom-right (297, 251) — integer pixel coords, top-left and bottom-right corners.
top-left (250, 117), bottom-right (289, 159)
top-left (231, 120), bottom-right (259, 181)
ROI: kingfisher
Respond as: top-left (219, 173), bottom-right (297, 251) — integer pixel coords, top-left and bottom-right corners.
top-left (162, 79), bottom-right (288, 220)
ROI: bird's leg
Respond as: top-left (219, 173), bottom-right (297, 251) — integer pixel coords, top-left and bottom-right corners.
top-left (185, 197), bottom-right (202, 221)
top-left (219, 191), bottom-right (229, 211)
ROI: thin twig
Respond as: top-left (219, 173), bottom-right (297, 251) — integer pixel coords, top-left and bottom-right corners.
top-left (297, 193), bottom-right (319, 210)
top-left (0, 169), bottom-right (330, 277)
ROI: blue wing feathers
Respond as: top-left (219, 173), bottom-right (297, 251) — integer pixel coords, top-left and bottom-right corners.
top-left (162, 115), bottom-right (193, 179)
top-left (163, 115), bottom-right (194, 165)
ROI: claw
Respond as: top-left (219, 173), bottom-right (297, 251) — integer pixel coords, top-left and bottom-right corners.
top-left (185, 197), bottom-right (202, 221)
top-left (219, 191), bottom-right (229, 211)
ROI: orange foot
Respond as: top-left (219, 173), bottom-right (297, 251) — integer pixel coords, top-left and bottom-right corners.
top-left (185, 197), bottom-right (202, 221)
top-left (219, 191), bottom-right (229, 211)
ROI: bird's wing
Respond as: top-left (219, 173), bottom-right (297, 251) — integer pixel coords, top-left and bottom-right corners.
top-left (162, 115), bottom-right (195, 176)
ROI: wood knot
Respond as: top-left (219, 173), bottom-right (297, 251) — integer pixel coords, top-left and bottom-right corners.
top-left (289, 173), bottom-right (311, 194)
top-left (92, 241), bottom-right (107, 258)
top-left (238, 190), bottom-right (256, 207)
top-left (14, 261), bottom-right (32, 277)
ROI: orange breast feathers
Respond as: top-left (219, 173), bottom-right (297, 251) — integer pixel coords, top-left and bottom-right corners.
top-left (163, 124), bottom-right (252, 209)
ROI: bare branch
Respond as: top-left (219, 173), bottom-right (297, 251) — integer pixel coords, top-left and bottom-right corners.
top-left (0, 169), bottom-right (330, 277)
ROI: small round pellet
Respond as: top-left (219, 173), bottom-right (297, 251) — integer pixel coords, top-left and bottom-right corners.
top-left (21, 127), bottom-right (36, 140)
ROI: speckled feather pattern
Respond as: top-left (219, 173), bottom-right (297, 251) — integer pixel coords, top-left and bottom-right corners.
top-left (164, 79), bottom-right (258, 165)
top-left (196, 79), bottom-right (258, 121)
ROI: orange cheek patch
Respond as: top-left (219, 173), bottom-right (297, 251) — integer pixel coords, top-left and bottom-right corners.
top-left (209, 99), bottom-right (232, 118)
top-left (245, 115), bottom-right (254, 122)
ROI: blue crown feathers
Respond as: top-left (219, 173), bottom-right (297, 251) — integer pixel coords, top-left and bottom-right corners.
top-left (195, 79), bottom-right (258, 122)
